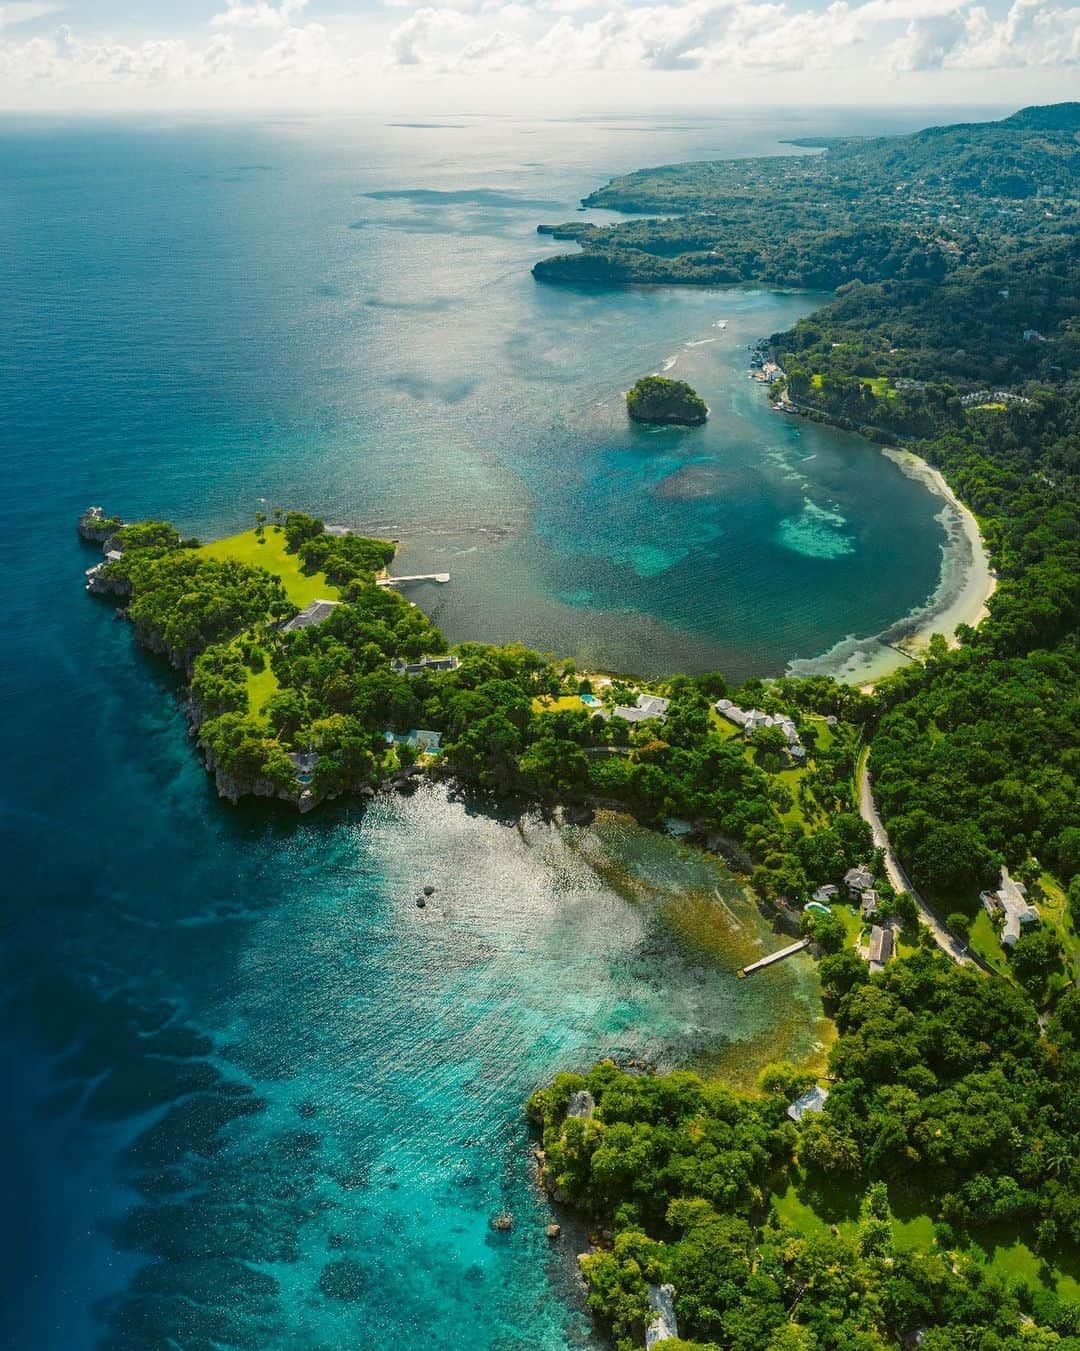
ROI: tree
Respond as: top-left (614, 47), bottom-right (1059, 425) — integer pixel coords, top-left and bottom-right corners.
top-left (1010, 926), bottom-right (1063, 1000)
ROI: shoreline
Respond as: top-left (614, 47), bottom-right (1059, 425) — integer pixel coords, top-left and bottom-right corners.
top-left (786, 446), bottom-right (997, 688)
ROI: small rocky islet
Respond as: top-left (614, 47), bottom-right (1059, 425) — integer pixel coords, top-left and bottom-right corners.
top-left (625, 374), bottom-right (708, 426)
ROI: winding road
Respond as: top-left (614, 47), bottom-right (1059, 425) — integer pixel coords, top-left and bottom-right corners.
top-left (857, 751), bottom-right (971, 965)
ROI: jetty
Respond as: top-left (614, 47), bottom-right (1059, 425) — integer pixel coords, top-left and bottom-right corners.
top-left (376, 573), bottom-right (450, 587)
top-left (738, 937), bottom-right (810, 978)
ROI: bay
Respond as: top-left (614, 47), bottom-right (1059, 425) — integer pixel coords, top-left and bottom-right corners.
top-left (0, 107), bottom-right (985, 1347)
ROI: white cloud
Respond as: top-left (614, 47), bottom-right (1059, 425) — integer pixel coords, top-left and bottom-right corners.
top-left (211, 0), bottom-right (309, 31)
top-left (386, 5), bottom-right (472, 65)
top-left (0, 0), bottom-right (1074, 105)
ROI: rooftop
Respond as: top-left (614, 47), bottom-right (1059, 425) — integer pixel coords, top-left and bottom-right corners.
top-left (787, 1083), bottom-right (829, 1122)
top-left (282, 599), bottom-right (340, 633)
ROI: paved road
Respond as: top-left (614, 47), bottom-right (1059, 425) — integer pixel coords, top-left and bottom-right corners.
top-left (858, 752), bottom-right (971, 965)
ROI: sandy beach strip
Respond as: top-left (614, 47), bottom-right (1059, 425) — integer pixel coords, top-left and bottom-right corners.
top-left (786, 447), bottom-right (997, 688)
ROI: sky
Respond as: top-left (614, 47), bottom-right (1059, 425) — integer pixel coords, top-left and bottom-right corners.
top-left (0, 0), bottom-right (1075, 110)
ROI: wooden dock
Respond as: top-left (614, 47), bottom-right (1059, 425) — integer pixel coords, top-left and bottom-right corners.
top-left (376, 573), bottom-right (450, 587)
top-left (738, 937), bottom-right (810, 978)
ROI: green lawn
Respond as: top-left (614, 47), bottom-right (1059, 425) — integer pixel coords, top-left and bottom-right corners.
top-left (708, 709), bottom-right (741, 741)
top-left (772, 1181), bottom-right (933, 1253)
top-left (807, 715), bottom-right (835, 752)
top-left (533, 693), bottom-right (596, 714)
top-left (198, 526), bottom-right (340, 608)
top-left (969, 909), bottom-right (1011, 976)
top-left (858, 376), bottom-right (896, 399)
top-left (1037, 870), bottom-right (1080, 978)
top-left (774, 1182), bottom-right (1078, 1301)
top-left (244, 657), bottom-right (280, 719)
top-left (833, 903), bottom-right (865, 948)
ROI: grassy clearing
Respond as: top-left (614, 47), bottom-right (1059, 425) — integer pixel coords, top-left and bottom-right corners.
top-left (708, 709), bottom-right (742, 740)
top-left (532, 693), bottom-right (595, 714)
top-left (244, 658), bottom-right (279, 719)
top-left (1037, 870), bottom-right (1080, 978)
top-left (774, 1183), bottom-right (1078, 1302)
top-left (833, 903), bottom-right (865, 949)
top-left (969, 909), bottom-right (1011, 976)
top-left (198, 526), bottom-right (339, 608)
top-left (807, 715), bottom-right (835, 753)
top-left (858, 376), bottom-right (896, 399)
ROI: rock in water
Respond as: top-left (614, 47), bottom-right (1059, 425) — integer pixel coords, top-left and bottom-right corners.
top-left (423, 885), bottom-right (435, 896)
top-left (416, 895), bottom-right (426, 908)
top-left (545, 1223), bottom-right (561, 1240)
top-left (491, 1212), bottom-right (513, 1232)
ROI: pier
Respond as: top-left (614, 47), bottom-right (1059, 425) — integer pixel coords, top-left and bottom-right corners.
top-left (738, 937), bottom-right (810, 978)
top-left (376, 573), bottom-right (450, 587)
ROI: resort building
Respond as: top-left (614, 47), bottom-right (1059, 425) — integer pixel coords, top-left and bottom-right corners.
top-left (282, 599), bottom-right (340, 632)
top-left (867, 924), bottom-right (894, 974)
top-left (787, 1083), bottom-right (829, 1122)
top-left (714, 698), bottom-right (806, 758)
top-left (845, 865), bottom-right (875, 896)
top-left (612, 693), bottom-right (670, 723)
top-left (980, 867), bottom-right (1039, 946)
top-left (383, 729), bottom-right (443, 753)
top-left (287, 750), bottom-right (319, 783)
top-left (811, 883), bottom-right (839, 906)
top-left (390, 654), bottom-right (460, 676)
top-left (860, 889), bottom-right (880, 919)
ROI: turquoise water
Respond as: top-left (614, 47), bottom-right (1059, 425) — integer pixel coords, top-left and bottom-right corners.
top-left (0, 109), bottom-right (973, 1347)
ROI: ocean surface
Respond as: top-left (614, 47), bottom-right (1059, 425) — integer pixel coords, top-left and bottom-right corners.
top-left (0, 108), bottom-right (997, 1348)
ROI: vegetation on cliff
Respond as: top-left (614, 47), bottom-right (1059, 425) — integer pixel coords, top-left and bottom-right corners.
top-left (626, 375), bottom-right (708, 426)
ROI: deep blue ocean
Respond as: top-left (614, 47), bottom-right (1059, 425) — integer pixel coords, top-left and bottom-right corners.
top-left (0, 108), bottom-right (996, 1348)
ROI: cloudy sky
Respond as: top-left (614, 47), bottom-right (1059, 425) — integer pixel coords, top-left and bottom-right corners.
top-left (0, 0), bottom-right (1075, 109)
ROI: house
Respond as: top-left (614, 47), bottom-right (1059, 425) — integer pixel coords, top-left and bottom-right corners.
top-left (787, 1083), bottom-right (829, 1122)
top-left (867, 924), bottom-right (894, 973)
top-left (282, 599), bottom-right (340, 633)
top-left (612, 693), bottom-right (670, 723)
top-left (383, 729), bottom-right (442, 754)
top-left (981, 867), bottom-right (1039, 946)
top-left (323, 525), bottom-right (354, 536)
top-left (812, 884), bottom-right (839, 906)
top-left (390, 654), bottom-right (460, 676)
top-left (288, 751), bottom-right (319, 783)
top-left (714, 698), bottom-right (806, 758)
top-left (845, 865), bottom-right (875, 895)
top-left (860, 889), bottom-right (879, 919)
top-left (1023, 329), bottom-right (1046, 343)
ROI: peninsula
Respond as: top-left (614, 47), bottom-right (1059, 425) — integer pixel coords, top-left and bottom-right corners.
top-left (626, 374), bottom-right (708, 426)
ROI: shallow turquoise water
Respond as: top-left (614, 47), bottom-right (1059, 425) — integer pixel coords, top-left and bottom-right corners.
top-left (0, 108), bottom-right (976, 1346)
